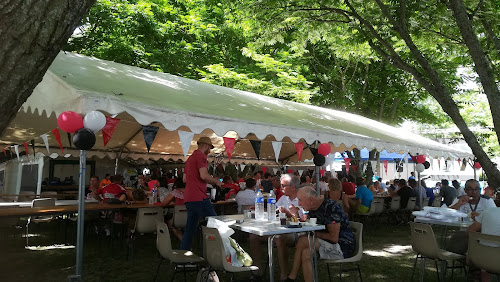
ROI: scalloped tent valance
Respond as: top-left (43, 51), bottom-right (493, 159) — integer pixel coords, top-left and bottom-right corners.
top-left (1, 52), bottom-right (472, 163)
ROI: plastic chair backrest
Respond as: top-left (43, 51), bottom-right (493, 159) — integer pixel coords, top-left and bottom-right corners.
top-left (173, 205), bottom-right (188, 228)
top-left (135, 207), bottom-right (164, 234)
top-left (349, 221), bottom-right (363, 260)
top-left (389, 197), bottom-right (401, 211)
top-left (422, 197), bottom-right (430, 207)
top-left (409, 222), bottom-right (439, 259)
top-left (40, 191), bottom-right (57, 199)
top-left (432, 197), bottom-right (442, 207)
top-left (32, 198), bottom-right (56, 208)
top-left (467, 231), bottom-right (500, 274)
top-left (202, 226), bottom-right (226, 270)
top-left (18, 191), bottom-right (35, 202)
top-left (406, 197), bottom-right (417, 210)
top-left (156, 221), bottom-right (173, 259)
top-left (373, 198), bottom-right (385, 214)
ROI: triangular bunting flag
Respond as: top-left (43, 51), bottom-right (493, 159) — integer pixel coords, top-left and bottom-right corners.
top-left (23, 142), bottom-right (29, 161)
top-left (178, 130), bottom-right (194, 157)
top-left (287, 169), bottom-right (293, 174)
top-left (240, 164), bottom-right (246, 172)
top-left (102, 117), bottom-right (120, 146)
top-left (222, 163), bottom-right (227, 170)
top-left (298, 169), bottom-right (304, 176)
top-left (320, 169), bottom-right (325, 176)
top-left (344, 157), bottom-right (351, 175)
top-left (40, 134), bottom-right (50, 154)
top-left (295, 142), bottom-right (304, 161)
top-left (273, 168), bottom-right (278, 174)
top-left (51, 128), bottom-right (64, 154)
top-left (383, 160), bottom-right (389, 174)
top-left (30, 140), bottom-right (35, 156)
top-left (223, 137), bottom-right (236, 161)
top-left (142, 125), bottom-right (159, 153)
top-left (352, 165), bottom-right (358, 172)
top-left (14, 145), bottom-right (20, 161)
top-left (271, 141), bottom-right (282, 163)
top-left (262, 167), bottom-right (267, 174)
top-left (2, 148), bottom-right (6, 156)
top-left (250, 140), bottom-right (261, 160)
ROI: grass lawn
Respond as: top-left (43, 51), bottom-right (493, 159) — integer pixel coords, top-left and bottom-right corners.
top-left (0, 217), bottom-right (471, 282)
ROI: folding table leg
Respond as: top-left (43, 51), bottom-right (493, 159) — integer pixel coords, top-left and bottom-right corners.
top-left (267, 234), bottom-right (276, 282)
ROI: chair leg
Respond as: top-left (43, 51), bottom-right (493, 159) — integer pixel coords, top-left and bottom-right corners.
top-left (435, 260), bottom-right (440, 282)
top-left (411, 254), bottom-right (419, 280)
top-left (170, 264), bottom-right (177, 282)
top-left (154, 258), bottom-right (163, 282)
top-left (357, 262), bottom-right (363, 282)
top-left (183, 265), bottom-right (187, 282)
top-left (339, 263), bottom-right (343, 281)
top-left (419, 257), bottom-right (426, 282)
top-left (327, 263), bottom-right (332, 282)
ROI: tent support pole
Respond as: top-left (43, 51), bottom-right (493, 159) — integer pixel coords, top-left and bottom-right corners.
top-left (69, 150), bottom-right (86, 282)
top-left (114, 158), bottom-right (119, 175)
top-left (315, 166), bottom-right (320, 194)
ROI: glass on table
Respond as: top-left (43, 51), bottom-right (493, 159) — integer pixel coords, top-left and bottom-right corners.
top-left (279, 212), bottom-right (287, 226)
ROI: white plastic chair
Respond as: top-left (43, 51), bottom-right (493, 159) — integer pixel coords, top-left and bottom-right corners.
top-left (26, 198), bottom-right (56, 246)
top-left (154, 221), bottom-right (203, 282)
top-left (128, 207), bottom-right (164, 260)
top-left (323, 221), bottom-right (364, 281)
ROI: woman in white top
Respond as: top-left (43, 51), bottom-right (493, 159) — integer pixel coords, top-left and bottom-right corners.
top-left (235, 178), bottom-right (257, 213)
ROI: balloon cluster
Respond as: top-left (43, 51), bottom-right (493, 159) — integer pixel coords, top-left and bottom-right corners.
top-left (414, 155), bottom-right (430, 173)
top-left (313, 143), bottom-right (331, 166)
top-left (57, 111), bottom-right (106, 150)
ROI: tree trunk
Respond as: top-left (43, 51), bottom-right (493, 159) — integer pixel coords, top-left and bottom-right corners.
top-left (0, 0), bottom-right (96, 136)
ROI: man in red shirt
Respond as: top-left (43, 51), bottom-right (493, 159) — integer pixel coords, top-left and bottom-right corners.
top-left (94, 175), bottom-right (127, 203)
top-left (180, 136), bottom-right (222, 250)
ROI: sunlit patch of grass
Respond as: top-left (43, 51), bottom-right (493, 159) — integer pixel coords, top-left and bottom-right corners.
top-left (25, 244), bottom-right (75, 251)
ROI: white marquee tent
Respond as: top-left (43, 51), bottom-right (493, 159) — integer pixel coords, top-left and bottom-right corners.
top-left (0, 52), bottom-right (472, 165)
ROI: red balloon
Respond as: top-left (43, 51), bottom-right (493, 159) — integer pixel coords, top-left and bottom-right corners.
top-left (318, 143), bottom-right (331, 156)
top-left (57, 111), bottom-right (84, 133)
top-left (473, 162), bottom-right (481, 169)
top-left (416, 155), bottom-right (426, 164)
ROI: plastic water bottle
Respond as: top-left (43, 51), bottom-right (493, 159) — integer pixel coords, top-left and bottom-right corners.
top-left (267, 190), bottom-right (276, 221)
top-left (255, 189), bottom-right (265, 221)
top-left (150, 188), bottom-right (157, 204)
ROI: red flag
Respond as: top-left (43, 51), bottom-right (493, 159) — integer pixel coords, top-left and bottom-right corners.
top-left (295, 142), bottom-right (304, 161)
top-left (223, 137), bottom-right (235, 161)
top-left (320, 169), bottom-right (325, 176)
top-left (23, 142), bottom-right (30, 161)
top-left (352, 165), bottom-right (358, 172)
top-left (383, 160), bottom-right (389, 174)
top-left (343, 157), bottom-right (351, 174)
top-left (262, 167), bottom-right (267, 174)
top-left (102, 117), bottom-right (120, 146)
top-left (287, 169), bottom-right (293, 174)
top-left (2, 148), bottom-right (6, 156)
top-left (51, 128), bottom-right (64, 154)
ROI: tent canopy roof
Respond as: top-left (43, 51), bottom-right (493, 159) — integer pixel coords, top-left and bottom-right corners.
top-left (1, 52), bottom-right (472, 163)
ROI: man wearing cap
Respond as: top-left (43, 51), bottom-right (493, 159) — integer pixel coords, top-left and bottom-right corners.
top-left (180, 136), bottom-right (222, 250)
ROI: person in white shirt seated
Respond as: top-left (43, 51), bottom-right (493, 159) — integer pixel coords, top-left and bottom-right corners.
top-left (235, 178), bottom-right (257, 213)
top-left (467, 207), bottom-right (500, 282)
top-left (446, 179), bottom-right (497, 255)
top-left (249, 173), bottom-right (304, 281)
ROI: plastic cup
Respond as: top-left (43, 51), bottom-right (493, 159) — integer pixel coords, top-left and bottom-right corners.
top-left (279, 213), bottom-right (287, 225)
top-left (309, 218), bottom-right (317, 225)
top-left (244, 210), bottom-right (252, 219)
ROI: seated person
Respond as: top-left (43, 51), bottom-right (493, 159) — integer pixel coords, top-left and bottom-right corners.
top-left (422, 180), bottom-right (435, 206)
top-left (260, 172), bottom-right (273, 193)
top-left (369, 181), bottom-right (382, 194)
top-left (344, 177), bottom-right (373, 215)
top-left (483, 185), bottom-right (496, 200)
top-left (99, 174), bottom-right (111, 188)
top-left (162, 177), bottom-right (185, 241)
top-left (286, 186), bottom-right (354, 282)
top-left (221, 175), bottom-right (240, 200)
top-left (341, 176), bottom-right (355, 195)
top-left (249, 173), bottom-right (303, 280)
top-left (446, 179), bottom-right (496, 255)
top-left (94, 175), bottom-right (127, 203)
top-left (235, 178), bottom-right (257, 213)
top-left (396, 179), bottom-right (417, 209)
top-left (467, 207), bottom-right (500, 282)
top-left (324, 178), bottom-right (342, 201)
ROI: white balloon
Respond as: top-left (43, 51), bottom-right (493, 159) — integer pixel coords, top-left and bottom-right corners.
top-left (83, 111), bottom-right (106, 132)
top-left (415, 163), bottom-right (425, 173)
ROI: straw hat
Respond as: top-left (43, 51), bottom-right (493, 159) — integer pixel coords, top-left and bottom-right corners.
top-left (197, 136), bottom-right (214, 149)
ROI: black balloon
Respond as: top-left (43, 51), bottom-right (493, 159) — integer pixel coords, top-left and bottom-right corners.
top-left (313, 154), bottom-right (325, 166)
top-left (73, 128), bottom-right (96, 150)
top-left (423, 161), bottom-right (430, 169)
